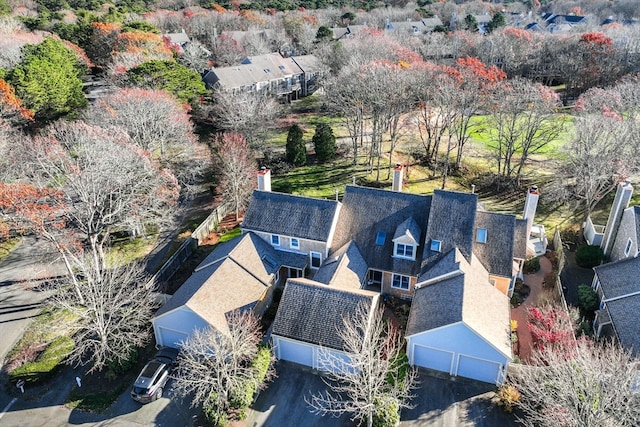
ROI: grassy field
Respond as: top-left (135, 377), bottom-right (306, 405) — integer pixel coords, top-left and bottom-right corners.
top-left (269, 100), bottom-right (593, 235)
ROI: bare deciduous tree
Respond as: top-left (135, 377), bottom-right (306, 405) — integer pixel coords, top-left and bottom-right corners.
top-left (486, 77), bottom-right (565, 183)
top-left (85, 87), bottom-right (208, 196)
top-left (550, 113), bottom-right (636, 226)
top-left (307, 304), bottom-right (417, 427)
top-left (509, 339), bottom-right (640, 427)
top-left (212, 132), bottom-right (256, 220)
top-left (46, 259), bottom-right (158, 372)
top-left (212, 88), bottom-right (280, 150)
top-left (172, 311), bottom-right (270, 422)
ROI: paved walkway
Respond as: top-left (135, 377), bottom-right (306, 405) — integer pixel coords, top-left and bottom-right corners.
top-left (510, 256), bottom-right (553, 362)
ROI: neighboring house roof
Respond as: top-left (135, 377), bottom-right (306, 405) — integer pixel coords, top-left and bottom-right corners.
top-left (610, 206), bottom-right (640, 262)
top-left (473, 211), bottom-right (517, 277)
top-left (313, 241), bottom-right (368, 291)
top-left (594, 256), bottom-right (640, 355)
top-left (331, 25), bottom-right (368, 40)
top-left (407, 249), bottom-right (511, 357)
top-left (290, 54), bottom-right (322, 74)
top-left (154, 233), bottom-right (277, 334)
top-left (421, 17), bottom-right (444, 31)
top-left (423, 190), bottom-right (477, 268)
top-left (272, 278), bottom-right (378, 351)
top-left (513, 219), bottom-right (528, 260)
top-left (332, 185), bottom-right (431, 277)
top-left (163, 31), bottom-right (190, 46)
top-left (205, 52), bottom-right (301, 91)
top-left (242, 190), bottom-right (340, 242)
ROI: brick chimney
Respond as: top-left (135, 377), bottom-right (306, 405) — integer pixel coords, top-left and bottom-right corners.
top-left (392, 164), bottom-right (403, 192)
top-left (523, 185), bottom-right (539, 237)
top-left (257, 166), bottom-right (271, 192)
top-left (602, 180), bottom-right (633, 256)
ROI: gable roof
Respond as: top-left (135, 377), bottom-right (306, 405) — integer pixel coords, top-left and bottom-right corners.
top-left (407, 249), bottom-right (511, 357)
top-left (332, 185), bottom-right (431, 276)
top-left (206, 53), bottom-right (302, 90)
top-left (290, 55), bottom-right (322, 74)
top-left (242, 190), bottom-right (340, 242)
top-left (513, 219), bottom-right (528, 260)
top-left (473, 211), bottom-right (517, 277)
top-left (272, 278), bottom-right (378, 351)
top-left (423, 189), bottom-right (477, 268)
top-left (154, 233), bottom-right (277, 334)
top-left (594, 256), bottom-right (640, 356)
top-left (313, 240), bottom-right (368, 291)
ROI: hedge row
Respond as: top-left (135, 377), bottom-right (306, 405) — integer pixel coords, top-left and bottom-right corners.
top-left (10, 336), bottom-right (74, 383)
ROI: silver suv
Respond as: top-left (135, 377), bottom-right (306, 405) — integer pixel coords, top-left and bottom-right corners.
top-left (131, 347), bottom-right (179, 403)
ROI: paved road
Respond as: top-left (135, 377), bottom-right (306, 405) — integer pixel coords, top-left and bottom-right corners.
top-left (0, 236), bottom-right (66, 364)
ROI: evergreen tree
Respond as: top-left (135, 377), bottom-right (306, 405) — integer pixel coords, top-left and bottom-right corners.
top-left (127, 60), bottom-right (208, 106)
top-left (9, 37), bottom-right (87, 123)
top-left (312, 123), bottom-right (336, 163)
top-left (286, 124), bottom-right (306, 166)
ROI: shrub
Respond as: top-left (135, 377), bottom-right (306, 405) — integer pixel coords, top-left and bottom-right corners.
top-left (523, 257), bottom-right (540, 273)
top-left (10, 336), bottom-right (74, 383)
top-left (575, 245), bottom-right (604, 268)
top-left (577, 284), bottom-right (599, 314)
top-left (372, 395), bottom-right (400, 427)
top-left (105, 346), bottom-right (139, 380)
top-left (496, 384), bottom-right (520, 413)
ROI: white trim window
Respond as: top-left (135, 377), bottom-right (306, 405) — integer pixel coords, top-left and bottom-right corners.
top-left (625, 238), bottom-right (633, 257)
top-left (271, 235), bottom-right (280, 246)
top-left (430, 239), bottom-right (442, 252)
top-left (476, 228), bottom-right (487, 243)
top-left (392, 274), bottom-right (410, 290)
top-left (310, 252), bottom-right (322, 269)
top-left (290, 237), bottom-right (300, 250)
top-left (394, 243), bottom-right (415, 260)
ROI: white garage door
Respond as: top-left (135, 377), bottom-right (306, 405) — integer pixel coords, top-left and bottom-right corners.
top-left (457, 355), bottom-right (502, 384)
top-left (412, 344), bottom-right (453, 374)
top-left (158, 327), bottom-right (189, 349)
top-left (276, 338), bottom-right (314, 367)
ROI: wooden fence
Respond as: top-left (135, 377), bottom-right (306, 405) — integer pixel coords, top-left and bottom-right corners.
top-left (147, 201), bottom-right (233, 289)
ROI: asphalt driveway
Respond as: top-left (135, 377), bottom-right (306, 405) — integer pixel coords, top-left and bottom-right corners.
top-left (245, 362), bottom-right (517, 427)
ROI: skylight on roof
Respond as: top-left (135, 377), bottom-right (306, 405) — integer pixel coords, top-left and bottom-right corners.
top-left (264, 68), bottom-right (271, 73)
top-left (262, 255), bottom-right (277, 270)
top-left (278, 65), bottom-right (285, 70)
top-left (375, 231), bottom-right (386, 246)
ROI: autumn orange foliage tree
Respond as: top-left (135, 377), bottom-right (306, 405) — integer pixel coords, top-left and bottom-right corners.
top-left (0, 78), bottom-right (34, 122)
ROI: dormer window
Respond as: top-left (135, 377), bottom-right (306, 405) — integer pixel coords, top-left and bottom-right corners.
top-left (271, 235), bottom-right (280, 246)
top-left (476, 228), bottom-right (487, 243)
top-left (430, 240), bottom-right (442, 252)
top-left (394, 243), bottom-right (415, 260)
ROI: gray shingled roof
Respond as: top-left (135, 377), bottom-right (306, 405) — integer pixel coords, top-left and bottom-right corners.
top-left (313, 241), bottom-right (368, 291)
top-left (272, 278), bottom-right (378, 350)
top-left (154, 233), bottom-right (278, 333)
top-left (206, 53), bottom-right (301, 90)
top-left (242, 190), bottom-right (340, 242)
top-left (416, 248), bottom-right (459, 284)
top-left (407, 250), bottom-right (511, 358)
top-left (423, 190), bottom-right (477, 266)
top-left (393, 216), bottom-right (421, 244)
top-left (594, 256), bottom-right (640, 356)
top-left (332, 186), bottom-right (431, 276)
top-left (290, 55), bottom-right (322, 74)
top-left (473, 211), bottom-right (516, 277)
top-left (513, 219), bottom-right (528, 260)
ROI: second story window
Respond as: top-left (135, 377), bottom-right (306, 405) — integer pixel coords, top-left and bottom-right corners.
top-left (310, 252), bottom-right (322, 269)
top-left (394, 243), bottom-right (415, 260)
top-left (290, 238), bottom-right (300, 250)
top-left (271, 235), bottom-right (280, 246)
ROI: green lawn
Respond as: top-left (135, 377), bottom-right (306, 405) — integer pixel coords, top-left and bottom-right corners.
top-left (0, 237), bottom-right (21, 262)
top-left (468, 115), bottom-right (572, 159)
